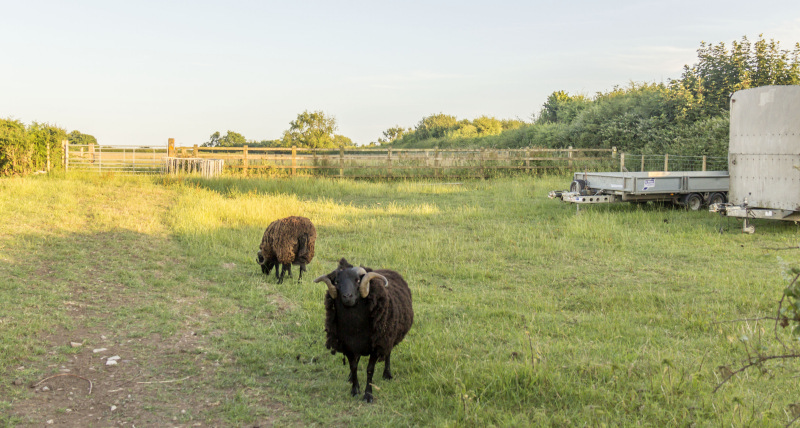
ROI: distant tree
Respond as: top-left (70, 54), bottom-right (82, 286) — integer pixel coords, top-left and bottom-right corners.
top-left (332, 134), bottom-right (354, 147)
top-left (381, 126), bottom-right (407, 143)
top-left (670, 35), bottom-right (800, 118)
top-left (281, 110), bottom-right (339, 148)
top-left (448, 123), bottom-right (478, 139)
top-left (203, 131), bottom-right (247, 147)
top-left (536, 91), bottom-right (591, 124)
top-left (414, 113), bottom-right (458, 140)
top-left (251, 139), bottom-right (283, 148)
top-left (472, 116), bottom-right (503, 136)
top-left (220, 131), bottom-right (247, 147)
top-left (203, 131), bottom-right (222, 147)
top-left (501, 119), bottom-right (526, 130)
top-left (68, 130), bottom-right (97, 146)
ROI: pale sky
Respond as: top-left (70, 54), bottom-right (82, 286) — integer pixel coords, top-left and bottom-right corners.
top-left (2, 1), bottom-right (800, 146)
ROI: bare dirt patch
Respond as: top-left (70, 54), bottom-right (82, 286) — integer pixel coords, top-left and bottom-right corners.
top-left (8, 306), bottom-right (286, 427)
top-left (5, 243), bottom-right (292, 427)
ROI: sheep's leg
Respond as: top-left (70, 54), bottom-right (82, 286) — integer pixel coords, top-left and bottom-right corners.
top-left (363, 353), bottom-right (379, 403)
top-left (382, 353), bottom-right (393, 380)
top-left (346, 353), bottom-right (361, 397)
top-left (275, 264), bottom-right (283, 284)
top-left (285, 263), bottom-right (292, 278)
top-left (297, 264), bottom-right (306, 282)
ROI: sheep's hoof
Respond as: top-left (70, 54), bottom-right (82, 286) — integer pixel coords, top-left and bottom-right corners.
top-left (363, 392), bottom-right (374, 403)
top-left (382, 371), bottom-right (393, 380)
top-left (350, 386), bottom-right (360, 397)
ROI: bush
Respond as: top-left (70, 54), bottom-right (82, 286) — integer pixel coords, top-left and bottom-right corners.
top-left (0, 119), bottom-right (66, 176)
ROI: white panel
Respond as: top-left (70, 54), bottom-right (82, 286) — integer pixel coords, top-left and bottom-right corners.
top-left (729, 86), bottom-right (800, 210)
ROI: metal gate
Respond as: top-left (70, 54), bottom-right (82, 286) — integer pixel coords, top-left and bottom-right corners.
top-left (66, 144), bottom-right (168, 174)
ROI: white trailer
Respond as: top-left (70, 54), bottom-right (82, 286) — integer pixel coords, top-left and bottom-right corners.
top-left (709, 85), bottom-right (800, 233)
top-left (549, 170), bottom-right (729, 210)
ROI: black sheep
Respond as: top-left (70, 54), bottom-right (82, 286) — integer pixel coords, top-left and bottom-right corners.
top-left (314, 258), bottom-right (414, 403)
top-left (256, 216), bottom-right (316, 284)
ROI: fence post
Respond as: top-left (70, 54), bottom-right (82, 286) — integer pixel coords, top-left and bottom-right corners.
top-left (168, 138), bottom-right (175, 157)
top-left (640, 155), bottom-right (645, 172)
top-left (702, 156), bottom-right (707, 171)
top-left (243, 145), bottom-right (249, 176)
top-left (339, 145), bottom-right (344, 178)
top-left (62, 140), bottom-right (69, 172)
top-left (387, 148), bottom-right (392, 177)
top-left (664, 153), bottom-right (669, 172)
top-left (292, 145), bottom-right (297, 176)
top-left (620, 153), bottom-right (625, 172)
top-left (193, 144), bottom-right (198, 157)
top-left (526, 149), bottom-right (531, 173)
top-left (89, 143), bottom-right (95, 164)
top-left (480, 148), bottom-right (486, 178)
top-left (568, 146), bottom-right (573, 168)
top-left (612, 146), bottom-right (617, 158)
top-left (434, 147), bottom-right (440, 178)
top-left (46, 142), bottom-right (51, 172)
top-left (313, 148), bottom-right (318, 176)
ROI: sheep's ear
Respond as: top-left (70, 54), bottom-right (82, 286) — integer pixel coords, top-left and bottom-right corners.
top-left (314, 275), bottom-right (337, 298)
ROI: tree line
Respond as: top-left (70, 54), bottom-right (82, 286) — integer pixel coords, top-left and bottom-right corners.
top-left (384, 35), bottom-right (800, 158)
top-left (202, 110), bottom-right (354, 149)
top-left (0, 119), bottom-right (96, 176)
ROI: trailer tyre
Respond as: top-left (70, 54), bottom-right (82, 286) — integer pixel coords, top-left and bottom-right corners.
top-left (708, 192), bottom-right (726, 206)
top-left (570, 179), bottom-right (587, 195)
top-left (683, 193), bottom-right (703, 211)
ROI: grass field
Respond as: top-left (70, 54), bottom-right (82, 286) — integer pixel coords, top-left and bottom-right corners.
top-left (2, 173), bottom-right (800, 426)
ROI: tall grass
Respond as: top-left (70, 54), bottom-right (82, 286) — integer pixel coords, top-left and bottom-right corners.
top-left (2, 173), bottom-right (800, 426)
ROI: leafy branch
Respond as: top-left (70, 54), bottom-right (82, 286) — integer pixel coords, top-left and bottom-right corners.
top-left (714, 268), bottom-right (800, 426)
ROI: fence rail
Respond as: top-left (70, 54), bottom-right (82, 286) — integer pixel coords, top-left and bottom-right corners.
top-left (166, 141), bottom-right (618, 178)
top-left (64, 139), bottom-right (728, 178)
top-left (619, 153), bottom-right (728, 172)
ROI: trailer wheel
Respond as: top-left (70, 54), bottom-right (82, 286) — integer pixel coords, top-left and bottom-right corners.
top-left (708, 192), bottom-right (726, 206)
top-left (683, 193), bottom-right (703, 211)
top-left (570, 179), bottom-right (587, 195)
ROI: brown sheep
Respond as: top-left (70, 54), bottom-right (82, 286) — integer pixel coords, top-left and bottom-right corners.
top-left (314, 258), bottom-right (414, 403)
top-left (256, 216), bottom-right (316, 284)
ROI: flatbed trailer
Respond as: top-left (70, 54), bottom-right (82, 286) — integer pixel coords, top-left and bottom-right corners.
top-left (548, 170), bottom-right (730, 210)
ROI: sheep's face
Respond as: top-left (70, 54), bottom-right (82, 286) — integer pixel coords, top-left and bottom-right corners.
top-left (314, 259), bottom-right (390, 307)
top-left (333, 267), bottom-right (367, 307)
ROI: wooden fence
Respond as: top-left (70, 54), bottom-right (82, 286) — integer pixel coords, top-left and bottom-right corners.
top-left (66, 140), bottom-right (728, 178)
top-left (167, 139), bottom-right (618, 179)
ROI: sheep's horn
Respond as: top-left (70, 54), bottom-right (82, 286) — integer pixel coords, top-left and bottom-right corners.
top-left (314, 275), bottom-right (337, 299)
top-left (359, 271), bottom-right (388, 298)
